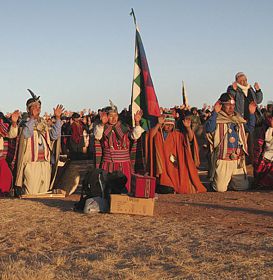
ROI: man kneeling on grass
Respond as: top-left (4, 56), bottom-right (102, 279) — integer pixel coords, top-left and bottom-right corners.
top-left (206, 93), bottom-right (256, 192)
top-left (146, 111), bottom-right (207, 194)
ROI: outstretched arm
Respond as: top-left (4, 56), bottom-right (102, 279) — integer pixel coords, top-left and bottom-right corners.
top-left (23, 118), bottom-right (36, 138)
top-left (182, 118), bottom-right (193, 141)
top-left (253, 82), bottom-right (263, 104)
top-left (50, 105), bottom-right (64, 140)
top-left (244, 102), bottom-right (256, 133)
top-left (227, 83), bottom-right (238, 99)
top-left (149, 115), bottom-right (165, 138)
top-left (94, 112), bottom-right (108, 140)
top-left (205, 101), bottom-right (221, 133)
top-left (131, 110), bottom-right (145, 140)
top-left (7, 110), bottom-right (19, 138)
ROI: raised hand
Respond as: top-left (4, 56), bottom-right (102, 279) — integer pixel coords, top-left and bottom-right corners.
top-left (249, 101), bottom-right (257, 115)
top-left (254, 82), bottom-right (260, 91)
top-left (232, 81), bottom-right (238, 91)
top-left (214, 101), bottom-right (222, 113)
top-left (134, 110), bottom-right (143, 125)
top-left (11, 110), bottom-right (20, 124)
top-left (100, 112), bottom-right (108, 125)
top-left (158, 115), bottom-right (165, 125)
top-left (53, 104), bottom-right (65, 119)
top-left (182, 117), bottom-right (191, 128)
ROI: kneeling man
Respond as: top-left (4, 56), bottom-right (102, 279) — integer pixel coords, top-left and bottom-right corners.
top-left (206, 93), bottom-right (256, 192)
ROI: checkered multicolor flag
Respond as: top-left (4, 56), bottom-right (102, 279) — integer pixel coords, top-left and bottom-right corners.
top-left (130, 9), bottom-right (160, 130)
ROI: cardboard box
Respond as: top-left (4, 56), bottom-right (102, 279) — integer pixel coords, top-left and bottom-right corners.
top-left (110, 194), bottom-right (155, 216)
top-left (131, 173), bottom-right (156, 198)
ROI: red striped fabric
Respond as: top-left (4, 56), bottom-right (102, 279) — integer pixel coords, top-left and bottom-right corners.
top-left (0, 120), bottom-right (9, 138)
top-left (222, 147), bottom-right (243, 160)
top-left (103, 148), bottom-right (130, 163)
top-left (219, 123), bottom-right (225, 159)
top-left (0, 141), bottom-right (8, 159)
top-left (31, 135), bottom-right (35, 161)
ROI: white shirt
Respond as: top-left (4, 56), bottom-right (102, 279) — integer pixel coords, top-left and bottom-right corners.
top-left (94, 123), bottom-right (144, 141)
top-left (264, 127), bottom-right (273, 161)
top-left (0, 125), bottom-right (18, 151)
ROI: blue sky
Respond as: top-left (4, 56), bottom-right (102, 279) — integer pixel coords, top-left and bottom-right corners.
top-left (1, 0), bottom-right (272, 113)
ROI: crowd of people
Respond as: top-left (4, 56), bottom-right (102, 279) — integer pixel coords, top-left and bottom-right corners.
top-left (0, 72), bottom-right (272, 197)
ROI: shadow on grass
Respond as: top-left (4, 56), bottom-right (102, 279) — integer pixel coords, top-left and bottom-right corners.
top-left (27, 198), bottom-right (76, 212)
top-left (178, 201), bottom-right (273, 217)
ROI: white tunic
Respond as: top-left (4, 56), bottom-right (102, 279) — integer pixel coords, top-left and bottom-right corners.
top-left (264, 127), bottom-right (273, 161)
top-left (94, 123), bottom-right (144, 141)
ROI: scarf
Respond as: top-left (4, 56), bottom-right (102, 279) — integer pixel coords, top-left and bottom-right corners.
top-left (33, 118), bottom-right (48, 135)
top-left (237, 83), bottom-right (251, 97)
top-left (216, 110), bottom-right (246, 125)
top-left (207, 110), bottom-right (248, 158)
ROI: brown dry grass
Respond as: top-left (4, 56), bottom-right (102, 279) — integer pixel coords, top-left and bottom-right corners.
top-left (1, 190), bottom-right (273, 280)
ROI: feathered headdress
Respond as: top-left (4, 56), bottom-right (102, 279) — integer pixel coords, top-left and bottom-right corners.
top-left (109, 99), bottom-right (118, 112)
top-left (27, 89), bottom-right (40, 101)
top-left (102, 100), bottom-right (118, 114)
top-left (26, 89), bottom-right (41, 112)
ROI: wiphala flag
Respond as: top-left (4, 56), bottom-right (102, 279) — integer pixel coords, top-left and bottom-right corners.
top-left (130, 9), bottom-right (160, 130)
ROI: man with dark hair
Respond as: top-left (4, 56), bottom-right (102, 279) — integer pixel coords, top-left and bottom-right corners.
top-left (146, 112), bottom-right (206, 194)
top-left (190, 107), bottom-right (201, 133)
top-left (94, 101), bottom-right (144, 192)
top-left (69, 112), bottom-right (85, 159)
top-left (266, 101), bottom-right (273, 117)
top-left (206, 93), bottom-right (256, 192)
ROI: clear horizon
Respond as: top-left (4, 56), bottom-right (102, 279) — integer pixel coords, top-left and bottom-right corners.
top-left (1, 0), bottom-right (272, 114)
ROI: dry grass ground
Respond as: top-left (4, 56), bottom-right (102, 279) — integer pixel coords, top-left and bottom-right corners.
top-left (1, 189), bottom-right (273, 280)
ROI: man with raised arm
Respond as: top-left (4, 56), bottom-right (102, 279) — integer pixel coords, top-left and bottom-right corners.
top-left (15, 92), bottom-right (64, 195)
top-left (206, 93), bottom-right (256, 192)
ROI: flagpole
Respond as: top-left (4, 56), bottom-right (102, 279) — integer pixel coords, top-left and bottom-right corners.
top-left (182, 80), bottom-right (184, 105)
top-left (130, 8), bottom-right (137, 127)
top-left (182, 80), bottom-right (188, 108)
top-left (130, 8), bottom-right (137, 27)
top-left (130, 8), bottom-right (160, 130)
top-left (182, 80), bottom-right (185, 106)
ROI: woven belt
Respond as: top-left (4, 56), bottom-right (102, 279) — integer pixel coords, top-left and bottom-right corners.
top-left (103, 148), bottom-right (130, 163)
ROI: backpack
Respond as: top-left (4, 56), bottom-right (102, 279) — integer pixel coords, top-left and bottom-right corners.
top-left (74, 168), bottom-right (108, 212)
top-left (82, 168), bottom-right (108, 197)
top-left (105, 171), bottom-right (128, 194)
top-left (74, 168), bottom-right (128, 213)
top-left (83, 173), bottom-right (109, 213)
